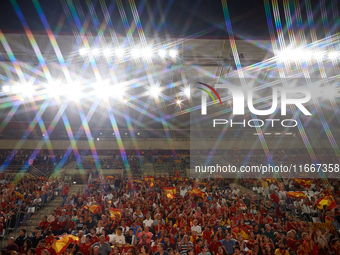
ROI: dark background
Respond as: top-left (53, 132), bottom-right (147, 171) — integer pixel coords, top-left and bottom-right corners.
top-left (0, 0), bottom-right (336, 40)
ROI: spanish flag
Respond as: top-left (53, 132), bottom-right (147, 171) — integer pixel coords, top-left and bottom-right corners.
top-left (144, 176), bottom-right (155, 187)
top-left (144, 176), bottom-right (155, 183)
top-left (261, 180), bottom-right (269, 188)
top-left (52, 235), bottom-right (79, 255)
top-left (316, 196), bottom-right (336, 210)
top-left (133, 180), bottom-right (143, 184)
top-left (15, 192), bottom-right (24, 201)
top-left (286, 191), bottom-right (307, 198)
top-left (189, 188), bottom-right (205, 198)
top-left (195, 183), bottom-right (211, 190)
top-left (110, 208), bottom-right (122, 219)
top-left (167, 193), bottom-right (175, 199)
top-left (164, 187), bottom-right (176, 195)
top-left (89, 205), bottom-right (101, 214)
top-left (294, 179), bottom-right (312, 188)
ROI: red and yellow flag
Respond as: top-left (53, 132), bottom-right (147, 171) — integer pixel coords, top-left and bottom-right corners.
top-left (286, 191), bottom-right (307, 198)
top-left (52, 235), bottom-right (79, 255)
top-left (195, 183), bottom-right (211, 190)
top-left (164, 187), bottom-right (176, 195)
top-left (294, 179), bottom-right (312, 188)
top-left (316, 196), bottom-right (336, 210)
top-left (144, 176), bottom-right (154, 183)
top-left (89, 205), bottom-right (101, 214)
top-left (15, 192), bottom-right (24, 201)
top-left (144, 176), bottom-right (155, 187)
top-left (189, 188), bottom-right (205, 198)
top-left (110, 208), bottom-right (121, 219)
top-left (167, 193), bottom-right (175, 199)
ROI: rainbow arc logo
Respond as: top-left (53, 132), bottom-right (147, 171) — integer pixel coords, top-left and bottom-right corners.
top-left (196, 82), bottom-right (222, 106)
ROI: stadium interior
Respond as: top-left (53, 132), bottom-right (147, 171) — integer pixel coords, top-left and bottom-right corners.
top-left (0, 1), bottom-right (340, 255)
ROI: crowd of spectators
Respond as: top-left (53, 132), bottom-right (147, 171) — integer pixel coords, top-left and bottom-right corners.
top-left (0, 174), bottom-right (65, 237)
top-left (0, 150), bottom-right (75, 174)
top-left (223, 149), bottom-right (339, 166)
top-left (3, 175), bottom-right (340, 255)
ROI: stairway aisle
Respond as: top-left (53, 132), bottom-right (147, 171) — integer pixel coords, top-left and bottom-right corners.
top-left (2, 184), bottom-right (83, 247)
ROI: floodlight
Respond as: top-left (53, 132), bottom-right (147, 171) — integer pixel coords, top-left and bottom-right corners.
top-left (12, 85), bottom-right (21, 94)
top-left (94, 80), bottom-right (111, 98)
top-left (328, 51), bottom-right (338, 60)
top-left (2, 86), bottom-right (10, 93)
top-left (21, 84), bottom-right (35, 96)
top-left (150, 86), bottom-right (160, 97)
top-left (169, 49), bottom-right (178, 58)
top-left (142, 47), bottom-right (153, 58)
top-left (92, 48), bottom-right (100, 56)
top-left (115, 48), bottom-right (124, 58)
top-left (131, 48), bottom-right (140, 58)
top-left (158, 49), bottom-right (166, 57)
top-left (103, 48), bottom-right (113, 56)
top-left (313, 51), bottom-right (324, 60)
top-left (66, 82), bottom-right (82, 101)
top-left (184, 87), bottom-right (190, 97)
top-left (79, 47), bottom-right (88, 56)
top-left (113, 84), bottom-right (125, 98)
top-left (176, 100), bottom-right (181, 105)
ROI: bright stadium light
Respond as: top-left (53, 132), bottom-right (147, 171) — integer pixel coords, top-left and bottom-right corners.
top-left (47, 83), bottom-right (60, 98)
top-left (184, 87), bottom-right (190, 97)
top-left (328, 51), bottom-right (338, 60)
top-left (103, 48), bottom-right (113, 56)
top-left (2, 86), bottom-right (10, 93)
top-left (313, 51), bottom-right (324, 60)
top-left (277, 50), bottom-right (291, 62)
top-left (79, 47), bottom-right (88, 56)
top-left (115, 48), bottom-right (124, 58)
top-left (150, 86), bottom-right (160, 97)
top-left (12, 85), bottom-right (21, 94)
top-left (290, 49), bottom-right (304, 62)
top-left (113, 83), bottom-right (125, 98)
top-left (94, 80), bottom-right (111, 98)
top-left (66, 81), bottom-right (82, 101)
top-left (142, 47), bottom-right (153, 58)
top-left (176, 100), bottom-right (181, 105)
top-left (169, 49), bottom-right (178, 58)
top-left (131, 48), bottom-right (141, 58)
top-left (21, 84), bottom-right (35, 96)
top-left (158, 49), bottom-right (166, 58)
top-left (92, 48), bottom-right (100, 56)
top-left (303, 51), bottom-right (312, 61)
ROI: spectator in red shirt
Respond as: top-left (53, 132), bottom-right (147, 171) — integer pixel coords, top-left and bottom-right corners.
top-left (202, 226), bottom-right (213, 244)
top-left (38, 216), bottom-right (50, 234)
top-left (61, 184), bottom-right (69, 206)
top-left (35, 240), bottom-right (55, 255)
top-left (194, 238), bottom-right (203, 255)
top-left (79, 235), bottom-right (92, 255)
top-left (209, 235), bottom-right (222, 255)
top-left (270, 191), bottom-right (280, 207)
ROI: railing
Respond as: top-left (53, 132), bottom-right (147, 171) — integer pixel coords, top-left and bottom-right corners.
top-left (0, 185), bottom-right (62, 248)
top-left (28, 165), bottom-right (48, 178)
